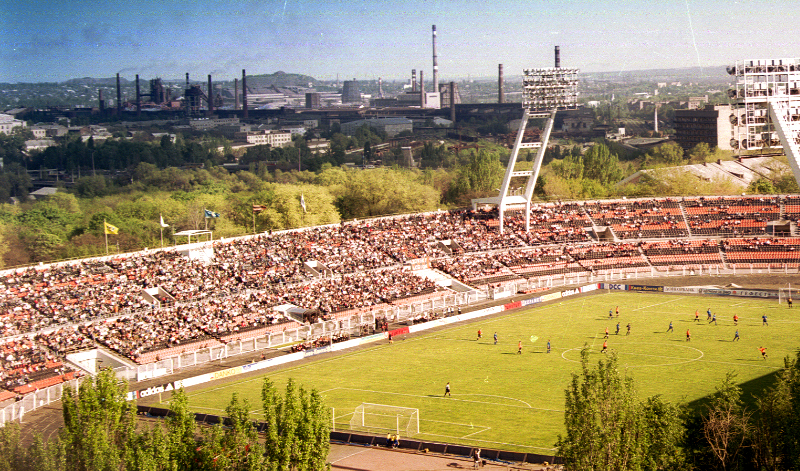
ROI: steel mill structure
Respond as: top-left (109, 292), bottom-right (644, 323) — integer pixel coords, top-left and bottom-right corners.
top-left (728, 58), bottom-right (800, 185)
top-left (472, 46), bottom-right (579, 233)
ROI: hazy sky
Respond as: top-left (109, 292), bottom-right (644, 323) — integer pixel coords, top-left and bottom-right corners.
top-left (1, 0), bottom-right (798, 83)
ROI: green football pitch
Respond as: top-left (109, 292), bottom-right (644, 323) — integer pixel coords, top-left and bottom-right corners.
top-left (163, 291), bottom-right (799, 452)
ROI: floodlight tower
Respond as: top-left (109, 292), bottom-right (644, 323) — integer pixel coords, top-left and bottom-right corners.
top-left (472, 47), bottom-right (579, 233)
top-left (727, 58), bottom-right (800, 185)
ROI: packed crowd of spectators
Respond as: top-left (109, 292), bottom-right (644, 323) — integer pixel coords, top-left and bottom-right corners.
top-left (2, 196), bottom-right (799, 394)
top-left (0, 337), bottom-right (66, 391)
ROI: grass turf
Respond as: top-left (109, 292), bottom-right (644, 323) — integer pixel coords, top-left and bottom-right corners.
top-left (164, 291), bottom-right (799, 452)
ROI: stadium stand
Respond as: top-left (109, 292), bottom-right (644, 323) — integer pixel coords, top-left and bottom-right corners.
top-left (0, 196), bottom-right (798, 392)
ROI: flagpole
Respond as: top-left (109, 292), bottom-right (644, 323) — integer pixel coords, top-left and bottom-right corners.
top-left (204, 208), bottom-right (208, 230)
top-left (160, 213), bottom-right (164, 248)
top-left (252, 210), bottom-right (256, 234)
top-left (104, 219), bottom-right (109, 255)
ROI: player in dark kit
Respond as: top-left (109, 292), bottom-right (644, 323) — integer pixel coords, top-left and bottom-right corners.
top-left (733, 330), bottom-right (740, 341)
top-left (667, 321), bottom-right (673, 332)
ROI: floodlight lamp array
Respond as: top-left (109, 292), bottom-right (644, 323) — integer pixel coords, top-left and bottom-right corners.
top-left (521, 68), bottom-right (579, 111)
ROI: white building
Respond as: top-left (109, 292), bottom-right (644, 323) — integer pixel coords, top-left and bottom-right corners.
top-left (238, 130), bottom-right (293, 148)
top-left (0, 114), bottom-right (26, 135)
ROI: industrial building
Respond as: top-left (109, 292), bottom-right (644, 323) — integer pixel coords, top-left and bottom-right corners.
top-left (673, 105), bottom-right (734, 151)
top-left (341, 80), bottom-right (362, 103)
top-left (341, 117), bottom-right (413, 137)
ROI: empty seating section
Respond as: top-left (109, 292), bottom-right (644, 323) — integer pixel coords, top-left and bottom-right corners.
top-left (1, 196), bottom-right (799, 390)
top-left (568, 243), bottom-right (650, 271)
top-left (785, 196), bottom-right (800, 223)
top-left (724, 237), bottom-right (800, 265)
top-left (684, 196), bottom-right (780, 236)
top-left (641, 240), bottom-right (723, 266)
top-left (584, 199), bottom-right (688, 239)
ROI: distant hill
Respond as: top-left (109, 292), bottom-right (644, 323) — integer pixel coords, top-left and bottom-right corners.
top-left (246, 71), bottom-right (320, 88)
top-left (64, 77), bottom-right (130, 85)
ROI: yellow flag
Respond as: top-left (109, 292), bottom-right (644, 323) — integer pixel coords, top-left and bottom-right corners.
top-left (104, 222), bottom-right (119, 235)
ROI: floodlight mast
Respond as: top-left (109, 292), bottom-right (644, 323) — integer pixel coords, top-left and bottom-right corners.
top-left (472, 48), bottom-right (579, 233)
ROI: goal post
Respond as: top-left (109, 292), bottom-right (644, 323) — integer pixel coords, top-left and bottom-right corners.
top-left (349, 403), bottom-right (420, 437)
top-left (778, 287), bottom-right (794, 305)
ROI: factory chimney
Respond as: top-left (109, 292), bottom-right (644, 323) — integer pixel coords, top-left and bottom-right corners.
top-left (498, 64), bottom-right (504, 104)
top-left (242, 69), bottom-right (248, 119)
top-left (412, 69), bottom-right (417, 92)
top-left (378, 77), bottom-right (384, 98)
top-left (98, 89), bottom-right (105, 112)
top-left (207, 74), bottom-right (214, 113)
top-left (135, 74), bottom-right (141, 116)
top-left (116, 73), bottom-right (121, 115)
top-left (420, 70), bottom-right (425, 107)
top-left (450, 81), bottom-right (456, 123)
top-left (555, 46), bottom-right (561, 68)
top-left (432, 25), bottom-right (439, 93)
top-left (654, 104), bottom-right (659, 134)
top-left (234, 78), bottom-right (239, 110)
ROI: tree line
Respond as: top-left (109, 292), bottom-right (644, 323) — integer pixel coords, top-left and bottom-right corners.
top-left (558, 347), bottom-right (800, 471)
top-left (0, 369), bottom-right (330, 471)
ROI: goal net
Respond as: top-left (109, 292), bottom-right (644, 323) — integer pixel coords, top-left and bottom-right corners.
top-left (778, 288), bottom-right (794, 305)
top-left (349, 403), bottom-right (419, 436)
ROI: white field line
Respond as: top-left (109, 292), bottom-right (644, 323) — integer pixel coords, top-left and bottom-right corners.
top-left (632, 297), bottom-right (684, 312)
top-left (321, 387), bottom-right (562, 413)
top-left (460, 427), bottom-right (491, 439)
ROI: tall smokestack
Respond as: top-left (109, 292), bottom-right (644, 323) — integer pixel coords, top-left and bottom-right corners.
top-left (98, 89), bottom-right (105, 112)
top-left (185, 73), bottom-right (189, 89)
top-left (135, 74), bottom-right (141, 116)
top-left (654, 105), bottom-right (659, 134)
top-left (234, 78), bottom-right (239, 110)
top-left (450, 81), bottom-right (456, 123)
top-left (412, 69), bottom-right (417, 92)
top-left (378, 77), bottom-right (384, 98)
top-left (420, 70), bottom-right (425, 107)
top-left (207, 74), bottom-right (214, 113)
top-left (432, 25), bottom-right (439, 93)
top-left (498, 64), bottom-right (504, 104)
top-left (242, 69), bottom-right (248, 119)
top-left (555, 46), bottom-right (561, 68)
top-left (116, 73), bottom-right (121, 115)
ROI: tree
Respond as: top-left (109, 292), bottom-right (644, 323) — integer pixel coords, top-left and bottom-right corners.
top-left (688, 143), bottom-right (714, 164)
top-left (702, 373), bottom-right (751, 471)
top-left (583, 143), bottom-right (624, 186)
top-left (644, 142), bottom-right (685, 167)
top-left (262, 378), bottom-right (330, 471)
top-left (557, 347), bottom-right (685, 471)
top-left (60, 368), bottom-right (137, 471)
top-left (751, 351), bottom-right (800, 471)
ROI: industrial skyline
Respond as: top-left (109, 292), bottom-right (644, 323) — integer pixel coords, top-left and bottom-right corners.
top-left (2, 0), bottom-right (799, 83)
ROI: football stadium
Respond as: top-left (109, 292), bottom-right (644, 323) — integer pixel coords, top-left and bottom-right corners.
top-left (2, 195), bottom-right (800, 461)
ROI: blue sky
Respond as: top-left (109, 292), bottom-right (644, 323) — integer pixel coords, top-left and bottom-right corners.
top-left (1, 0), bottom-right (798, 83)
